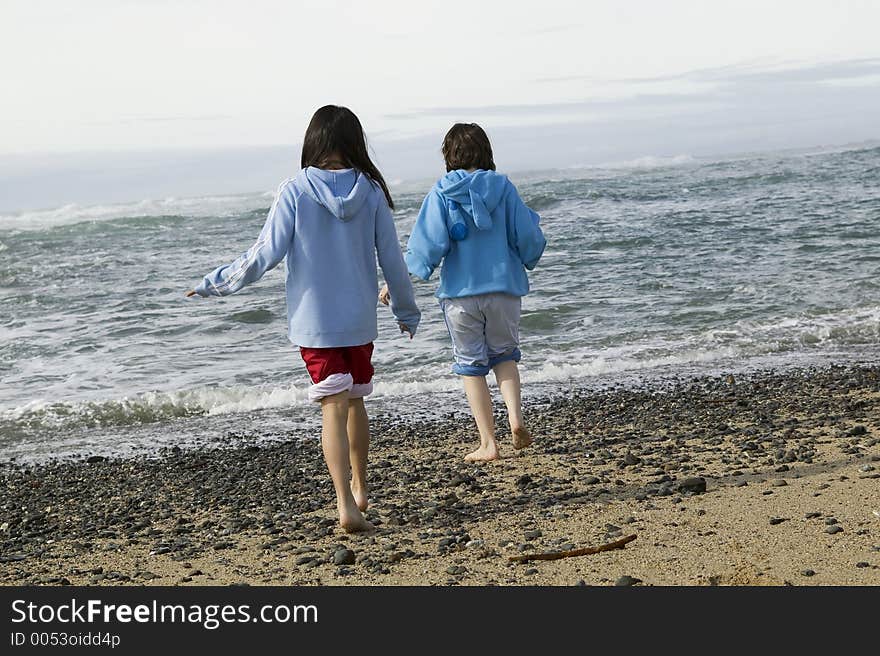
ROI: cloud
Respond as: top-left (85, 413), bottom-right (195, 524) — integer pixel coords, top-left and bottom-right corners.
top-left (675, 57), bottom-right (880, 85)
top-left (371, 56), bottom-right (880, 179)
top-left (538, 57), bottom-right (880, 86)
top-left (383, 93), bottom-right (719, 121)
top-left (383, 58), bottom-right (880, 123)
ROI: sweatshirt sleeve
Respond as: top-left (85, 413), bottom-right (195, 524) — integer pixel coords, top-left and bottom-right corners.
top-left (506, 183), bottom-right (546, 271)
top-left (376, 198), bottom-right (422, 334)
top-left (404, 191), bottom-right (450, 280)
top-left (194, 181), bottom-right (296, 297)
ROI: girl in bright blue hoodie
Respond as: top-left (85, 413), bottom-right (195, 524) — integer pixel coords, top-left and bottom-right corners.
top-left (187, 105), bottom-right (420, 532)
top-left (387, 123), bottom-right (545, 462)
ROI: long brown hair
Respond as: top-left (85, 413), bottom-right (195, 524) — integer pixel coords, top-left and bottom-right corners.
top-left (300, 105), bottom-right (394, 209)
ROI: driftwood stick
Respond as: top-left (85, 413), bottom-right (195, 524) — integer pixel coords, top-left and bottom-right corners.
top-left (508, 534), bottom-right (637, 563)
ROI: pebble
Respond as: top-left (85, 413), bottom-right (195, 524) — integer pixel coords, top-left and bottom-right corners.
top-left (771, 479), bottom-right (788, 487)
top-left (333, 549), bottom-right (356, 566)
top-left (801, 569), bottom-right (815, 577)
top-left (825, 525), bottom-right (843, 535)
top-left (769, 517), bottom-right (787, 525)
top-left (855, 562), bottom-right (870, 568)
top-left (614, 575), bottom-right (642, 586)
top-left (678, 477), bottom-right (706, 495)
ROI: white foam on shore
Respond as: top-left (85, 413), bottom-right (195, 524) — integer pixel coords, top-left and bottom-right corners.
top-left (3, 304), bottom-right (878, 433)
top-left (563, 154), bottom-right (697, 171)
top-left (599, 154), bottom-right (697, 169)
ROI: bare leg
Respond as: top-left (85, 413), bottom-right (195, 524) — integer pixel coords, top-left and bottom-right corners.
top-left (493, 360), bottom-right (532, 449)
top-left (461, 375), bottom-right (500, 462)
top-left (320, 391), bottom-right (373, 532)
top-left (347, 397), bottom-right (369, 511)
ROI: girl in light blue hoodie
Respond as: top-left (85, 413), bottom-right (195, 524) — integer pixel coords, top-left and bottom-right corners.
top-left (386, 123), bottom-right (545, 463)
top-left (187, 105), bottom-right (420, 532)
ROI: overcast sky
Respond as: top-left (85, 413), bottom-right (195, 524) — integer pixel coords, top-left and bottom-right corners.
top-left (2, 0), bottom-right (880, 210)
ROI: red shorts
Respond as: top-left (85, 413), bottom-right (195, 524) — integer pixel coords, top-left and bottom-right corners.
top-left (300, 343), bottom-right (374, 385)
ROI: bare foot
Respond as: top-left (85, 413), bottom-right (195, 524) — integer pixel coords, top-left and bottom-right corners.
top-left (464, 444), bottom-right (500, 463)
top-left (351, 483), bottom-right (369, 512)
top-left (338, 501), bottom-right (374, 533)
top-left (512, 426), bottom-right (533, 450)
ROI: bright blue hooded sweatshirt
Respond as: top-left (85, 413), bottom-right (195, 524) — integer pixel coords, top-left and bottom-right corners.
top-left (194, 167), bottom-right (421, 348)
top-left (405, 169), bottom-right (546, 298)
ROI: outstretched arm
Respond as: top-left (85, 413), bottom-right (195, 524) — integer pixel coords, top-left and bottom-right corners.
top-left (189, 180), bottom-right (296, 297)
top-left (507, 184), bottom-right (546, 270)
top-left (376, 200), bottom-right (421, 337)
top-left (404, 191), bottom-right (450, 280)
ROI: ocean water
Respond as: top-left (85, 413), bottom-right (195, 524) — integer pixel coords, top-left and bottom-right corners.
top-left (2, 145), bottom-right (879, 462)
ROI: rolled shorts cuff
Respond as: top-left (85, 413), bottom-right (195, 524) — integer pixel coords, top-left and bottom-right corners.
top-left (452, 362), bottom-right (491, 376)
top-left (308, 372), bottom-right (353, 403)
top-left (488, 348), bottom-right (521, 368)
top-left (349, 382), bottom-right (374, 399)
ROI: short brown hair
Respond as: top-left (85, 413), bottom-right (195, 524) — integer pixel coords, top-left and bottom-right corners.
top-left (441, 123), bottom-right (496, 172)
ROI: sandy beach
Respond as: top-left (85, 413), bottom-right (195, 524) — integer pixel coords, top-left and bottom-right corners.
top-left (1, 364), bottom-right (878, 587)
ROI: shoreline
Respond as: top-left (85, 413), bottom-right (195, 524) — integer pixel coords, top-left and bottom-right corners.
top-left (1, 363), bottom-right (878, 586)
top-left (7, 350), bottom-right (880, 466)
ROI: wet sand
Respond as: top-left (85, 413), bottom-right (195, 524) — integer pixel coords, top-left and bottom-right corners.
top-left (2, 365), bottom-right (878, 586)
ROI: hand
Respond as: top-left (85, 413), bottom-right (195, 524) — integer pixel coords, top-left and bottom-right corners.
top-left (398, 322), bottom-right (413, 339)
top-left (379, 284), bottom-right (390, 306)
top-left (185, 290), bottom-right (198, 297)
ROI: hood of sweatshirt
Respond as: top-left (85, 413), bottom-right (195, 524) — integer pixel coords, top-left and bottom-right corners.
top-left (296, 167), bottom-right (376, 221)
top-left (434, 169), bottom-right (509, 240)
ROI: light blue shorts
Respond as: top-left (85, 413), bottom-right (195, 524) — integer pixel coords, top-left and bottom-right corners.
top-left (440, 292), bottom-right (522, 376)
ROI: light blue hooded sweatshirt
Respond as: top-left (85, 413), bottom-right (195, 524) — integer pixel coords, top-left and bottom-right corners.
top-left (405, 170), bottom-right (546, 298)
top-left (194, 167), bottom-right (420, 347)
